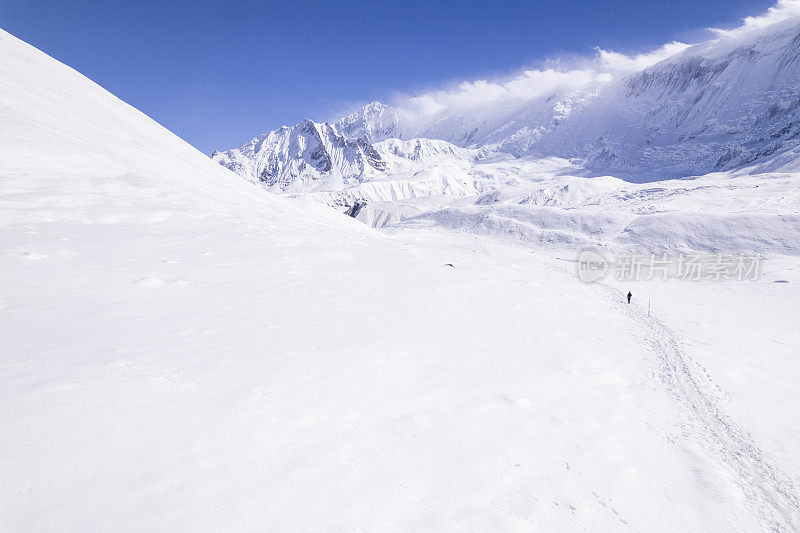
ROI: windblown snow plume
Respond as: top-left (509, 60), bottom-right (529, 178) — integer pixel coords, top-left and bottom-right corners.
top-left (709, 0), bottom-right (800, 39)
top-left (595, 41), bottom-right (691, 71)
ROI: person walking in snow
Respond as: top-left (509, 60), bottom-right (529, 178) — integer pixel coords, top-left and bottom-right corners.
top-left (627, 291), bottom-right (632, 304)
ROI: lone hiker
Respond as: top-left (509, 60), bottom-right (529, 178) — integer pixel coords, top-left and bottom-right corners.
top-left (627, 291), bottom-right (632, 304)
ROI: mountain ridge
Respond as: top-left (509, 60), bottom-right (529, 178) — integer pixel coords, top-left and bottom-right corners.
top-left (213, 15), bottom-right (800, 191)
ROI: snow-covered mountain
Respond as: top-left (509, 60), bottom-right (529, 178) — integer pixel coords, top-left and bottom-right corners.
top-left (412, 17), bottom-right (800, 179)
top-left (215, 15), bottom-right (800, 191)
top-left (303, 137), bottom-right (483, 212)
top-left (335, 101), bottom-right (404, 142)
top-left (211, 102), bottom-right (408, 192)
top-left (545, 17), bottom-right (800, 178)
top-left (211, 118), bottom-right (386, 193)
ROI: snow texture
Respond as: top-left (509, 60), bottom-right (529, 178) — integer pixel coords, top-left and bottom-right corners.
top-left (3, 10), bottom-right (800, 532)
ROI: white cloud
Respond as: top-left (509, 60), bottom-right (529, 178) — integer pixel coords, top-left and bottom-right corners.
top-left (388, 1), bottom-right (796, 127)
top-left (596, 41), bottom-right (690, 72)
top-left (399, 68), bottom-right (611, 118)
top-left (709, 0), bottom-right (800, 39)
top-left (394, 43), bottom-right (686, 124)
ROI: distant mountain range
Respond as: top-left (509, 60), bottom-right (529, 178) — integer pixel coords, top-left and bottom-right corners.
top-left (213, 17), bottom-right (800, 201)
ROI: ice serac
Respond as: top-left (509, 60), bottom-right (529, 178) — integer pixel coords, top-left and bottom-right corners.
top-left (212, 118), bottom-right (386, 193)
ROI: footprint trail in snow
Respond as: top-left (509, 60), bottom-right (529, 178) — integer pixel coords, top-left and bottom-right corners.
top-left (598, 282), bottom-right (800, 532)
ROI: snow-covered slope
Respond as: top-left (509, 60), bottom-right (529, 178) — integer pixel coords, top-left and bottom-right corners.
top-left (4, 25), bottom-right (800, 532)
top-left (396, 171), bottom-right (800, 254)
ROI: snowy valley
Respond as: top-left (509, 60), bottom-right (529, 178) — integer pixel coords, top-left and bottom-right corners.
top-left (2, 4), bottom-right (800, 532)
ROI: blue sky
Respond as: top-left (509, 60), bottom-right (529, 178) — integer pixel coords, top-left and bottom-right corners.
top-left (1, 0), bottom-right (775, 153)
